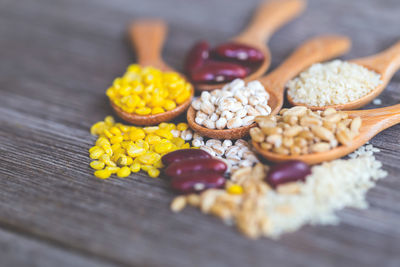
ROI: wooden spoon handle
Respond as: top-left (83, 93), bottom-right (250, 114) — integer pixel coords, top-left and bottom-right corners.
top-left (129, 20), bottom-right (168, 69)
top-left (346, 104), bottom-right (400, 140)
top-left (259, 35), bottom-right (351, 93)
top-left (235, 0), bottom-right (306, 44)
top-left (351, 41), bottom-right (400, 80)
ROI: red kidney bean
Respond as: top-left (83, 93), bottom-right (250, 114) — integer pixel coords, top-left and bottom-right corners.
top-left (171, 172), bottom-right (226, 193)
top-left (165, 158), bottom-right (227, 177)
top-left (266, 160), bottom-right (311, 188)
top-left (184, 41), bottom-right (210, 74)
top-left (190, 60), bottom-right (248, 83)
top-left (162, 149), bottom-right (212, 166)
top-left (212, 42), bottom-right (264, 64)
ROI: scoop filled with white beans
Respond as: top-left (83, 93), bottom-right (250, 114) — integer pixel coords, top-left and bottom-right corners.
top-left (191, 79), bottom-right (272, 130)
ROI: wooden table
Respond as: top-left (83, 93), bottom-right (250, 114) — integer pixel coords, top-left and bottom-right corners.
top-left (1, 0), bottom-right (400, 266)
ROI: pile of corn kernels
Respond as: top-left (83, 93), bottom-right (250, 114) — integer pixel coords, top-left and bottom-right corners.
top-left (89, 116), bottom-right (193, 179)
top-left (106, 64), bottom-right (192, 115)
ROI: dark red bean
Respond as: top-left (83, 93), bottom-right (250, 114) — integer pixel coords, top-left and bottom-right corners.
top-left (162, 149), bottom-right (212, 166)
top-left (165, 158), bottom-right (227, 177)
top-left (190, 60), bottom-right (248, 83)
top-left (266, 160), bottom-right (311, 188)
top-left (171, 172), bottom-right (226, 193)
top-left (184, 41), bottom-right (210, 74)
top-left (212, 42), bottom-right (265, 64)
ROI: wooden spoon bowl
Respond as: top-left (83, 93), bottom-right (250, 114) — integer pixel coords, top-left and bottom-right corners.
top-left (187, 35), bottom-right (351, 139)
top-left (110, 19), bottom-right (194, 125)
top-left (287, 41), bottom-right (400, 110)
top-left (186, 106), bottom-right (256, 140)
top-left (253, 103), bottom-right (400, 164)
top-left (196, 0), bottom-right (306, 92)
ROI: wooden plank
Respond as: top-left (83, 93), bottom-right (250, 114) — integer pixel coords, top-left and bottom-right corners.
top-left (0, 0), bottom-right (400, 266)
top-left (0, 228), bottom-right (117, 267)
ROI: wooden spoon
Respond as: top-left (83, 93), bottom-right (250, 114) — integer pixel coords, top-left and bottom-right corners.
top-left (196, 0), bottom-right (306, 91)
top-left (288, 41), bottom-right (400, 110)
top-left (253, 103), bottom-right (400, 164)
top-left (110, 20), bottom-right (194, 125)
top-left (187, 35), bottom-right (351, 139)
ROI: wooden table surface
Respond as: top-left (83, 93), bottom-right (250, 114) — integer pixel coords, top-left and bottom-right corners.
top-left (1, 0), bottom-right (400, 266)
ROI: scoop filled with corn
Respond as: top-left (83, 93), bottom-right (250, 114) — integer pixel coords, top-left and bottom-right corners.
top-left (107, 64), bottom-right (192, 116)
top-left (89, 116), bottom-right (193, 179)
top-left (107, 20), bottom-right (194, 125)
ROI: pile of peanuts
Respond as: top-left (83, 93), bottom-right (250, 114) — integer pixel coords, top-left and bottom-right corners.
top-left (250, 106), bottom-right (362, 155)
top-left (191, 79), bottom-right (271, 129)
top-left (106, 64), bottom-right (192, 115)
top-left (89, 116), bottom-right (192, 179)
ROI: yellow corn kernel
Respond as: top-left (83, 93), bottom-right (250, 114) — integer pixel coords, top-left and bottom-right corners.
top-left (135, 107), bottom-right (151, 115)
top-left (89, 146), bottom-right (99, 153)
top-left (90, 147), bottom-right (104, 159)
top-left (171, 137), bottom-right (185, 147)
top-left (103, 129), bottom-right (113, 139)
top-left (176, 122), bottom-right (188, 131)
top-left (159, 122), bottom-right (169, 129)
top-left (116, 155), bottom-right (128, 166)
top-left (102, 144), bottom-right (113, 156)
top-left (140, 165), bottom-right (153, 171)
top-left (111, 143), bottom-right (121, 151)
top-left (152, 107), bottom-right (165, 114)
top-left (176, 91), bottom-right (190, 104)
top-left (153, 159), bottom-right (164, 169)
top-left (138, 152), bottom-right (160, 165)
top-left (143, 126), bottom-right (159, 134)
top-left (104, 116), bottom-right (115, 126)
top-left (90, 161), bottom-right (105, 170)
top-left (109, 126), bottom-right (122, 136)
top-left (110, 135), bottom-right (123, 144)
top-left (135, 140), bottom-right (150, 150)
top-left (120, 141), bottom-right (131, 149)
top-left (126, 143), bottom-right (146, 158)
top-left (91, 122), bottom-right (106, 135)
top-left (132, 84), bottom-right (143, 94)
top-left (119, 125), bottom-right (130, 133)
top-left (106, 166), bottom-right (120, 174)
top-left (117, 166), bottom-right (131, 178)
top-left (130, 163), bottom-right (141, 172)
top-left (155, 129), bottom-right (173, 140)
top-left (227, 184), bottom-right (243, 195)
top-left (180, 143), bottom-right (190, 149)
top-left (127, 64), bottom-right (141, 73)
top-left (166, 123), bottom-right (176, 130)
top-left (163, 100), bottom-right (176, 111)
top-left (119, 86), bottom-right (131, 97)
top-left (136, 99), bottom-right (146, 108)
top-left (94, 169), bottom-right (111, 179)
top-left (123, 134), bottom-right (131, 141)
top-left (126, 156), bottom-right (133, 165)
top-left (96, 137), bottom-right (110, 147)
top-left (145, 134), bottom-right (161, 145)
top-left (129, 128), bottom-right (145, 141)
top-left (154, 142), bottom-right (173, 154)
top-left (147, 167), bottom-right (160, 178)
top-left (99, 154), bottom-right (116, 167)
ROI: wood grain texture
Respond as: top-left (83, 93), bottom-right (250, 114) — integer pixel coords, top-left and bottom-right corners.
top-left (0, 0), bottom-right (400, 266)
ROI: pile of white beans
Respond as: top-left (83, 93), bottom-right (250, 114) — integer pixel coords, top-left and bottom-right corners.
top-left (192, 133), bottom-right (259, 173)
top-left (191, 79), bottom-right (272, 129)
